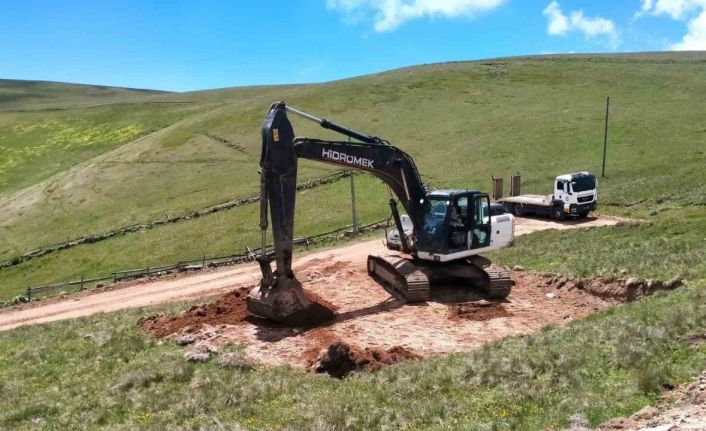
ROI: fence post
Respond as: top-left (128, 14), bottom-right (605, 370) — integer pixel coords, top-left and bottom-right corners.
top-left (80, 274), bottom-right (84, 290)
top-left (510, 173), bottom-right (521, 197)
top-left (492, 176), bottom-right (504, 200)
top-left (202, 254), bottom-right (206, 268)
top-left (26, 286), bottom-right (31, 302)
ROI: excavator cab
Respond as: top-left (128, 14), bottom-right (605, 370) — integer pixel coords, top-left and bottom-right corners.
top-left (417, 190), bottom-right (491, 256)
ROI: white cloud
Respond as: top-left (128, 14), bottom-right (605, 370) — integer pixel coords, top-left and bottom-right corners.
top-left (647, 0), bottom-right (704, 19)
top-left (543, 1), bottom-right (569, 35)
top-left (569, 11), bottom-right (617, 37)
top-left (638, 0), bottom-right (706, 49)
top-left (326, 0), bottom-right (507, 32)
top-left (542, 1), bottom-right (618, 45)
top-left (640, 0), bottom-right (655, 14)
top-left (672, 7), bottom-right (706, 48)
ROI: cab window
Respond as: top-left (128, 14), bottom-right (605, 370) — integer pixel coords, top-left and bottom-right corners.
top-left (474, 196), bottom-right (490, 225)
top-left (422, 198), bottom-right (449, 232)
top-left (457, 197), bottom-right (468, 219)
top-left (419, 197), bottom-right (449, 252)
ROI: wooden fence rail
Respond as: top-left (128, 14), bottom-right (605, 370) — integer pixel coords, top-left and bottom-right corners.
top-left (20, 218), bottom-right (388, 303)
top-left (3, 170), bottom-right (360, 270)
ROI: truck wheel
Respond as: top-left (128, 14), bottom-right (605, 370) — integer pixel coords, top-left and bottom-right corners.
top-left (512, 204), bottom-right (523, 217)
top-left (552, 207), bottom-right (565, 221)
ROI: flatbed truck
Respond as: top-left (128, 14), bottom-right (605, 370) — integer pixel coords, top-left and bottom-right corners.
top-left (498, 172), bottom-right (598, 220)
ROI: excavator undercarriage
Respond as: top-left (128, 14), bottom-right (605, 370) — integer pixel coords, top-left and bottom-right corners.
top-left (367, 254), bottom-right (512, 302)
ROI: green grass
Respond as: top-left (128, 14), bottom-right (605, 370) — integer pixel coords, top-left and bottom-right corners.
top-left (1, 54), bottom-right (706, 429)
top-left (1, 53), bottom-right (705, 293)
top-left (492, 207), bottom-right (706, 281)
top-left (0, 280), bottom-right (703, 430)
top-left (0, 176), bottom-right (390, 299)
top-left (0, 103), bottom-right (201, 194)
top-left (0, 79), bottom-right (167, 110)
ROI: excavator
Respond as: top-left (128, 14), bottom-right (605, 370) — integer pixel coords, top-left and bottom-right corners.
top-left (247, 102), bottom-right (515, 322)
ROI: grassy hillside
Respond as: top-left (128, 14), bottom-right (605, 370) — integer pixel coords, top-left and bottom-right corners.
top-left (0, 53), bottom-right (705, 429)
top-left (0, 79), bottom-right (167, 110)
top-left (0, 53), bottom-right (705, 297)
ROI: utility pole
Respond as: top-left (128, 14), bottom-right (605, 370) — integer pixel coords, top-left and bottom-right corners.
top-left (602, 96), bottom-right (610, 178)
top-left (348, 137), bottom-right (359, 234)
top-left (350, 173), bottom-right (358, 234)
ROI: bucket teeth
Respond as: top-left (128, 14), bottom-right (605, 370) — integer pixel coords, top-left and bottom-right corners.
top-left (246, 277), bottom-right (311, 322)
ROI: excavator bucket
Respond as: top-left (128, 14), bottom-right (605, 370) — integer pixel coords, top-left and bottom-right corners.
top-left (247, 257), bottom-right (312, 322)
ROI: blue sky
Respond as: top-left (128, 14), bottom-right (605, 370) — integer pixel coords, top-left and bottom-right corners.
top-left (1, 0), bottom-right (704, 91)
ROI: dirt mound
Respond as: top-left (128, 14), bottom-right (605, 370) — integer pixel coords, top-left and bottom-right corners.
top-left (684, 333), bottom-right (706, 347)
top-left (450, 300), bottom-right (512, 321)
top-left (139, 287), bottom-right (337, 338)
top-left (139, 287), bottom-right (251, 337)
top-left (309, 342), bottom-right (419, 378)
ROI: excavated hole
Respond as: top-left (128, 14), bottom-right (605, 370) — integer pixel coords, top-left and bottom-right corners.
top-left (308, 342), bottom-right (420, 378)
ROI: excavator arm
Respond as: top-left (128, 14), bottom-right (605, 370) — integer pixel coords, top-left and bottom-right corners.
top-left (249, 101), bottom-right (427, 321)
top-left (295, 138), bottom-right (425, 244)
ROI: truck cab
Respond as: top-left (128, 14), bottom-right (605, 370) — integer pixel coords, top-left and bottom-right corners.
top-left (554, 172), bottom-right (598, 218)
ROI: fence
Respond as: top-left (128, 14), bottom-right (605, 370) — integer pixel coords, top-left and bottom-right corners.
top-left (2, 170), bottom-right (360, 270)
top-left (21, 218), bottom-right (388, 302)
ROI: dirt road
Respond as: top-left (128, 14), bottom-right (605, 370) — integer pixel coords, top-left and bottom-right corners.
top-left (0, 215), bottom-right (630, 332)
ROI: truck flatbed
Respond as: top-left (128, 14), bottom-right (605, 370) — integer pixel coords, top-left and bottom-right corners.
top-left (498, 195), bottom-right (553, 207)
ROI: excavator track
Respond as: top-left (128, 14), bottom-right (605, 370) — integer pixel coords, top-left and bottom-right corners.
top-left (481, 264), bottom-right (512, 299)
top-left (368, 254), bottom-right (512, 301)
top-left (367, 255), bottom-right (430, 302)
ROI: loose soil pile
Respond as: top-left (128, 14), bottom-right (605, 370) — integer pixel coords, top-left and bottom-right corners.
top-left (139, 287), bottom-right (337, 338)
top-left (139, 254), bottom-right (683, 376)
top-left (139, 287), bottom-right (252, 338)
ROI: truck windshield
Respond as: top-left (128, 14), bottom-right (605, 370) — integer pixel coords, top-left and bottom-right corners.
top-left (571, 173), bottom-right (596, 192)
